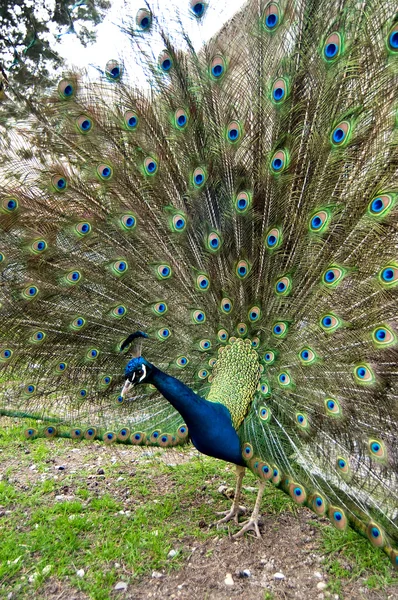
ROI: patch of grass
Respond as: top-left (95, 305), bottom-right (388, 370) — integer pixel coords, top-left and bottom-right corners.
top-left (318, 523), bottom-right (397, 595)
top-left (1, 417), bottom-right (397, 600)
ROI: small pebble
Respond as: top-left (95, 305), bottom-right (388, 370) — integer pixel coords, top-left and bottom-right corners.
top-left (274, 572), bottom-right (285, 580)
top-left (224, 573), bottom-right (234, 586)
top-left (57, 465), bottom-right (65, 471)
top-left (317, 582), bottom-right (327, 591)
top-left (114, 581), bottom-right (128, 591)
top-left (168, 549), bottom-right (177, 558)
top-left (152, 571), bottom-right (164, 579)
top-left (76, 569), bottom-right (85, 578)
top-left (114, 563), bottom-right (121, 568)
top-left (42, 565), bottom-right (52, 576)
top-left (313, 572), bottom-right (323, 579)
top-left (97, 468), bottom-right (105, 475)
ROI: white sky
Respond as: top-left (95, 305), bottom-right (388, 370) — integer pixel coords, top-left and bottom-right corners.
top-left (58, 0), bottom-right (244, 79)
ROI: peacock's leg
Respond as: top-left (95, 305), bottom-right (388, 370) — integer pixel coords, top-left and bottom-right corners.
top-left (214, 465), bottom-right (246, 526)
top-left (232, 480), bottom-right (266, 539)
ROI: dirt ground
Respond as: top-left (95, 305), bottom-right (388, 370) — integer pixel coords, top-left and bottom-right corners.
top-left (1, 435), bottom-right (397, 600)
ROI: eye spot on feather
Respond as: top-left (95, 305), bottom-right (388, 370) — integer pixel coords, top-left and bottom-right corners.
top-left (368, 439), bottom-right (387, 462)
top-left (275, 275), bottom-right (291, 296)
top-left (111, 260), bottom-right (128, 276)
top-left (272, 78), bottom-right (288, 103)
top-left (193, 167), bottom-right (206, 187)
top-left (221, 297), bottom-right (233, 314)
top-left (278, 371), bottom-right (291, 387)
top-left (210, 55), bottom-right (225, 80)
top-left (323, 32), bottom-right (342, 61)
top-left (196, 274), bottom-right (210, 291)
top-left (296, 413), bottom-right (308, 429)
top-left (56, 362), bottom-right (67, 373)
top-left (322, 266), bottom-right (346, 287)
top-left (117, 428), bottom-right (130, 442)
top-left (170, 213), bottom-right (186, 232)
top-left (265, 227), bottom-right (282, 250)
top-left (372, 325), bottom-right (396, 347)
top-left (153, 302), bottom-right (167, 316)
top-left (354, 364), bottom-right (375, 384)
top-left (331, 121), bottom-right (351, 147)
top-left (97, 164), bottom-right (113, 181)
top-left (235, 191), bottom-right (252, 214)
top-left (325, 397), bottom-right (342, 417)
top-left (71, 316), bottom-right (86, 330)
top-left (51, 175), bottom-right (68, 192)
top-left (75, 222), bottom-right (92, 236)
top-left (387, 24), bottom-right (398, 52)
top-left (144, 157), bottom-right (158, 176)
top-left (174, 108), bottom-right (188, 130)
top-left (105, 59), bottom-right (122, 81)
top-left (124, 110), bottom-right (138, 130)
top-left (242, 443), bottom-right (253, 460)
top-left (84, 427), bottom-right (97, 440)
top-left (259, 405), bottom-right (271, 421)
top-left (156, 264), bottom-right (172, 279)
top-left (76, 115), bottom-right (93, 134)
top-left (329, 507), bottom-right (347, 530)
top-left (226, 121), bottom-right (241, 143)
top-left (104, 432), bottom-right (116, 444)
top-left (86, 348), bottom-right (99, 360)
top-left (368, 194), bottom-right (395, 218)
top-left (199, 339), bottom-right (211, 351)
top-left (320, 313), bottom-right (341, 332)
top-left (176, 356), bottom-right (189, 368)
top-left (270, 150), bottom-right (288, 173)
top-left (58, 78), bottom-right (76, 99)
top-left (136, 8), bottom-right (151, 31)
top-left (157, 328), bottom-right (171, 341)
top-left (207, 231), bottom-right (221, 252)
top-left (30, 239), bottom-right (47, 254)
top-left (110, 305), bottom-right (126, 319)
top-left (120, 214), bottom-right (136, 231)
top-left (237, 323), bottom-right (247, 336)
top-left (198, 369), bottom-right (208, 379)
top-left (218, 329), bottom-right (228, 342)
top-left (190, 1), bottom-right (206, 17)
top-left (248, 306), bottom-right (261, 322)
top-left (2, 197), bottom-right (19, 213)
top-left (236, 259), bottom-right (250, 279)
top-left (192, 310), bottom-right (206, 324)
top-left (159, 51), bottom-right (173, 72)
top-left (25, 384), bottom-right (35, 395)
top-left (263, 2), bottom-right (280, 30)
top-left (312, 494), bottom-right (326, 515)
top-left (289, 483), bottom-right (307, 504)
top-left (30, 330), bottom-right (46, 343)
top-left (379, 264), bottom-right (398, 287)
top-left (71, 428), bottom-right (83, 439)
top-left (299, 347), bottom-right (316, 364)
top-left (101, 375), bottom-right (111, 386)
top-left (22, 285), bottom-right (39, 300)
top-left (310, 209), bottom-right (331, 233)
top-left (0, 349), bottom-right (13, 362)
top-left (272, 322), bottom-right (287, 338)
top-left (131, 431), bottom-right (146, 444)
top-left (263, 350), bottom-right (275, 364)
top-left (366, 523), bottom-right (385, 548)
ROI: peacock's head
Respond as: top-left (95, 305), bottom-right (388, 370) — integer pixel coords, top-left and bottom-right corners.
top-left (121, 356), bottom-right (153, 398)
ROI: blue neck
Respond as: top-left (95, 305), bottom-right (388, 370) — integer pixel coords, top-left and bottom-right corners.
top-left (148, 365), bottom-right (245, 466)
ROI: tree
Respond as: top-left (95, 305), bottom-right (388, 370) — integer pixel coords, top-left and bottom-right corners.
top-left (0, 0), bottom-right (111, 98)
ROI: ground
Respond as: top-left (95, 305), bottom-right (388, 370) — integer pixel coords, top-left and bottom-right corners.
top-left (0, 417), bottom-right (397, 600)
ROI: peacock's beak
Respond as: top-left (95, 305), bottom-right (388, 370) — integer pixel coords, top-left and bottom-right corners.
top-left (121, 373), bottom-right (135, 398)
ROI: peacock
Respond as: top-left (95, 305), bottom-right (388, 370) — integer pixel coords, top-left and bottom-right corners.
top-left (1, 0), bottom-right (398, 568)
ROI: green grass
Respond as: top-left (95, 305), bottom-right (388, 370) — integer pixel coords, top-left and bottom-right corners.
top-left (0, 418), bottom-right (396, 599)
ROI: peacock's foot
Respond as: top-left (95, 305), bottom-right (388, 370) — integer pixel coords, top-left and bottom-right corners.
top-left (212, 505), bottom-right (247, 526)
top-left (232, 515), bottom-right (262, 539)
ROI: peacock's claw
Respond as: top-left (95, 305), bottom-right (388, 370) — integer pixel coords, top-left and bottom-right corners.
top-left (232, 516), bottom-right (262, 539)
top-left (213, 505), bottom-right (247, 526)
